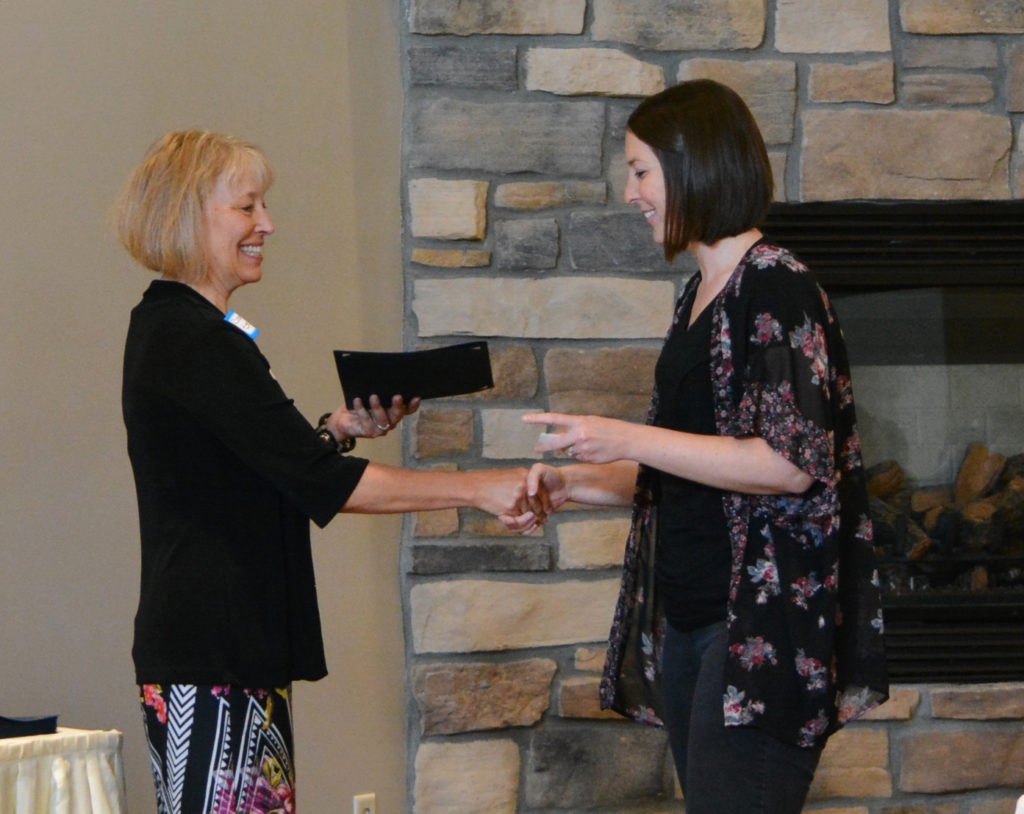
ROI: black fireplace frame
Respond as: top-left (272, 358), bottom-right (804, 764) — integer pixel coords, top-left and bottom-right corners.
top-left (764, 200), bottom-right (1024, 289)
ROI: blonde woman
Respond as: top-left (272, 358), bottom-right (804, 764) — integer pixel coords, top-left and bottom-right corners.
top-left (117, 130), bottom-right (543, 813)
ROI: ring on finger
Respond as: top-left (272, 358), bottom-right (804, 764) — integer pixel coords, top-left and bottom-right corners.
top-left (567, 445), bottom-right (576, 457)
top-left (374, 419), bottom-right (391, 432)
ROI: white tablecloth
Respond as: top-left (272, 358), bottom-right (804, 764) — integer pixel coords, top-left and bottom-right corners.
top-left (0, 728), bottom-right (126, 814)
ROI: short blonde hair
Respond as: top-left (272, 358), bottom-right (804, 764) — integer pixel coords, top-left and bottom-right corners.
top-left (114, 130), bottom-right (273, 284)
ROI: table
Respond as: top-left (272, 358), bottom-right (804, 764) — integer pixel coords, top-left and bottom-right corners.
top-left (0, 728), bottom-right (126, 814)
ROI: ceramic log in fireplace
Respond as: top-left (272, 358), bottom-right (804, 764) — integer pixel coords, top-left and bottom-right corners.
top-left (764, 200), bottom-right (1024, 683)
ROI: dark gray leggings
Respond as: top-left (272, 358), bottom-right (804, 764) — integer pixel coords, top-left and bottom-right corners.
top-left (661, 621), bottom-right (823, 814)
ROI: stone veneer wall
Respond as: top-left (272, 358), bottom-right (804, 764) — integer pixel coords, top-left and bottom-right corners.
top-left (397, 1), bottom-right (1024, 811)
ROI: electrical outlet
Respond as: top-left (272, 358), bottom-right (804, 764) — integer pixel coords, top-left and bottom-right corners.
top-left (353, 792), bottom-right (376, 814)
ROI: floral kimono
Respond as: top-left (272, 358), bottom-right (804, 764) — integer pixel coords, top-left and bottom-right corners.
top-left (598, 241), bottom-right (889, 749)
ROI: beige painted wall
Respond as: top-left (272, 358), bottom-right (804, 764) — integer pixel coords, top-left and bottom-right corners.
top-left (1, 1), bottom-right (408, 811)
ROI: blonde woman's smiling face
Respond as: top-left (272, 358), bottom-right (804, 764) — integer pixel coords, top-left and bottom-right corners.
top-left (624, 130), bottom-right (667, 245)
top-left (199, 173), bottom-right (275, 304)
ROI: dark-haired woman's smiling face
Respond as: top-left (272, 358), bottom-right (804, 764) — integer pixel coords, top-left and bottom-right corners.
top-left (624, 130), bottom-right (667, 246)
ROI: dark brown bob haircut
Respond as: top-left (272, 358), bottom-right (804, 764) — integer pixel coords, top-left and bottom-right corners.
top-left (627, 79), bottom-right (773, 262)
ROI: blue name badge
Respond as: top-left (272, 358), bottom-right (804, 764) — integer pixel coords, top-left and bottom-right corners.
top-left (225, 310), bottom-right (259, 339)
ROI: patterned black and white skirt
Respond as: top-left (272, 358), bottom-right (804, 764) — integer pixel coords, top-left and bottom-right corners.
top-left (139, 684), bottom-right (295, 814)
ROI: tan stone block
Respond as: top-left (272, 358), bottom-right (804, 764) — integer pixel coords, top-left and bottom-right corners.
top-left (859, 686), bottom-right (921, 720)
top-left (412, 463), bottom-right (462, 537)
top-left (548, 391), bottom-right (651, 422)
top-left (410, 0), bottom-right (586, 35)
top-left (414, 739), bottom-right (520, 814)
top-left (414, 408), bottom-right (474, 459)
top-left (525, 47), bottom-right (664, 97)
top-left (902, 38), bottom-right (999, 69)
top-left (810, 729), bottom-right (892, 801)
top-left (495, 181), bottom-right (607, 210)
top-left (557, 517), bottom-right (630, 569)
top-left (809, 61), bottom-right (895, 104)
top-left (819, 727), bottom-right (889, 770)
top-left (409, 178), bottom-right (488, 240)
top-left (558, 676), bottom-right (620, 719)
top-left (574, 646), bottom-right (606, 672)
top-left (412, 658), bottom-right (557, 734)
top-left (414, 507), bottom-right (460, 537)
top-left (807, 767), bottom-right (893, 801)
top-left (545, 346), bottom-right (659, 396)
top-left (930, 683), bottom-right (1024, 719)
top-left (544, 346), bottom-right (658, 420)
top-left (482, 408), bottom-right (544, 459)
top-left (412, 277), bottom-right (677, 339)
top-left (801, 109), bottom-right (1012, 200)
top-left (777, 0), bottom-right (891, 52)
top-left (769, 150), bottom-right (788, 201)
top-left (677, 59), bottom-right (797, 144)
top-left (899, 731), bottom-right (1024, 792)
top-left (411, 248), bottom-right (492, 268)
top-left (544, 345), bottom-right (658, 420)
top-left (410, 578), bottom-right (619, 652)
top-left (466, 345), bottom-right (539, 400)
top-left (899, 0), bottom-right (1024, 34)
top-left (461, 512), bottom-right (542, 538)
top-left (1009, 44), bottom-right (1024, 112)
top-left (968, 796), bottom-right (1024, 814)
top-left (591, 0), bottom-right (765, 50)
top-left (901, 73), bottom-right (994, 105)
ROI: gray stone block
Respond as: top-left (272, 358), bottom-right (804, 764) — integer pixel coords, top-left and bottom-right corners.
top-left (408, 98), bottom-right (605, 175)
top-left (495, 218), bottom-right (560, 270)
top-left (524, 724), bottom-right (671, 808)
top-left (592, 0), bottom-right (765, 50)
top-left (409, 542), bottom-right (552, 574)
top-left (410, 0), bottom-right (586, 35)
top-left (568, 211), bottom-right (678, 273)
top-left (407, 44), bottom-right (518, 90)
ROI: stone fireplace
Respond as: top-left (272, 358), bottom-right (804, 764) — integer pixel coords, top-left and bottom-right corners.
top-left (399, 1), bottom-right (1024, 811)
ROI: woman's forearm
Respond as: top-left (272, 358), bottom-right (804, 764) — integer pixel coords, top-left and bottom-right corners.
top-left (625, 424), bottom-right (814, 494)
top-left (525, 412), bottom-right (814, 497)
top-left (560, 460), bottom-right (639, 507)
top-left (341, 462), bottom-right (528, 516)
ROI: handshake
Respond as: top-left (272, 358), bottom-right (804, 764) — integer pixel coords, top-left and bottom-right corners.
top-left (477, 458), bottom-right (568, 536)
top-left (340, 399), bottom-right (632, 532)
top-left (467, 411), bottom-right (629, 535)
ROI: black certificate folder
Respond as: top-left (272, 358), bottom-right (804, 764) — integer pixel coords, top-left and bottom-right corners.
top-left (334, 341), bottom-right (493, 408)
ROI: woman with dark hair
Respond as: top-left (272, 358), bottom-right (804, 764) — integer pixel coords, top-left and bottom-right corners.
top-left (116, 130), bottom-right (545, 814)
top-left (517, 80), bottom-right (889, 813)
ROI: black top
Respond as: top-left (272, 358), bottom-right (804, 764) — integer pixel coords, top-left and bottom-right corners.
top-left (122, 280), bottom-right (369, 687)
top-left (653, 298), bottom-right (731, 632)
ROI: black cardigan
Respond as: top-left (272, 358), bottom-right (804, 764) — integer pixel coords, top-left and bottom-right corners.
top-left (122, 280), bottom-right (368, 687)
